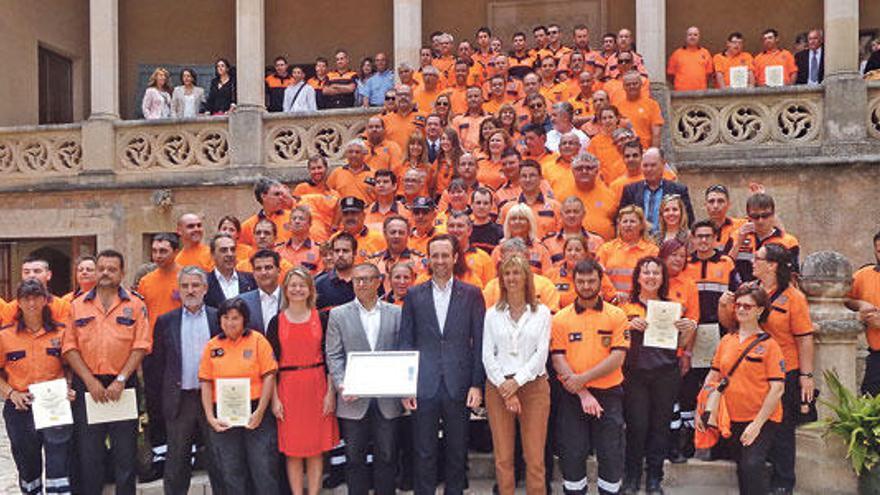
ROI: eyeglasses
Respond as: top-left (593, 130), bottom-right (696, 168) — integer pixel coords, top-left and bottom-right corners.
top-left (748, 211), bottom-right (773, 220)
top-left (735, 302), bottom-right (757, 311)
top-left (529, 103), bottom-right (545, 109)
top-left (435, 101), bottom-right (449, 106)
top-left (385, 96), bottom-right (396, 101)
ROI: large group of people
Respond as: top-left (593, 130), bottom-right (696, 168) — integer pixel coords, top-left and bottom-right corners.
top-left (3, 19), bottom-right (879, 495)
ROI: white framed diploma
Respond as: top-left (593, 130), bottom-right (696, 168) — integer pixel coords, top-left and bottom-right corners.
top-left (216, 378), bottom-right (251, 427)
top-left (643, 300), bottom-right (682, 350)
top-left (29, 378), bottom-right (72, 430)
top-left (342, 351), bottom-right (419, 397)
top-left (85, 388), bottom-right (138, 424)
top-left (729, 66), bottom-right (749, 89)
top-left (764, 65), bottom-right (784, 87)
top-left (692, 323), bottom-right (722, 368)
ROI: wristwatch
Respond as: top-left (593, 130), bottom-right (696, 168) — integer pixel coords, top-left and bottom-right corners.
top-left (799, 372), bottom-right (813, 378)
top-left (115, 374), bottom-right (127, 383)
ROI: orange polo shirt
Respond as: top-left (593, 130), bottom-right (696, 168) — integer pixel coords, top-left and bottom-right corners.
top-left (753, 49), bottom-right (797, 86)
top-left (761, 285), bottom-right (813, 371)
top-left (552, 181), bottom-right (618, 241)
top-left (586, 134), bottom-right (627, 184)
top-left (413, 86), bottom-right (445, 114)
top-left (667, 46), bottom-right (714, 91)
top-left (476, 158), bottom-right (506, 191)
top-left (616, 96), bottom-right (664, 149)
top-left (276, 237), bottom-right (322, 274)
top-left (713, 51), bottom-right (755, 87)
top-left (241, 210), bottom-right (292, 248)
top-left (850, 264), bottom-right (880, 350)
top-left (0, 318), bottom-right (66, 392)
top-left (326, 165), bottom-right (375, 204)
top-left (365, 140), bottom-right (403, 171)
top-left (382, 110), bottom-right (427, 151)
top-left (596, 238), bottom-right (660, 299)
top-left (547, 262), bottom-right (617, 309)
top-left (175, 243), bottom-right (214, 272)
top-left (550, 299), bottom-right (629, 389)
top-left (451, 113), bottom-right (490, 152)
top-left (711, 332), bottom-right (785, 423)
top-left (137, 265), bottom-right (181, 331)
top-left (199, 330), bottom-right (278, 401)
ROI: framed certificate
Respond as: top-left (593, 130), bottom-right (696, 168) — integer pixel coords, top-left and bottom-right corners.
top-left (692, 323), bottom-right (722, 368)
top-left (643, 300), bottom-right (682, 350)
top-left (29, 378), bottom-right (72, 430)
top-left (764, 65), bottom-right (784, 87)
top-left (342, 351), bottom-right (419, 397)
top-left (729, 66), bottom-right (749, 89)
top-left (85, 388), bottom-right (138, 425)
top-left (216, 378), bottom-right (251, 427)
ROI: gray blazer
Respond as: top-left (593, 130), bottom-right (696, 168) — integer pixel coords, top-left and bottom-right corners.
top-left (325, 299), bottom-right (403, 420)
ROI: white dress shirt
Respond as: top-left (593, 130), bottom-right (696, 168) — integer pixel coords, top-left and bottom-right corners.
top-left (482, 304), bottom-right (551, 387)
top-left (356, 298), bottom-right (382, 350)
top-left (214, 269), bottom-right (240, 300)
top-left (180, 305), bottom-right (211, 390)
top-left (432, 278), bottom-right (453, 334)
top-left (259, 287), bottom-right (281, 332)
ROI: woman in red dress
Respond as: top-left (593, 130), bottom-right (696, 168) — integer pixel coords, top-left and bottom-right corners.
top-left (267, 267), bottom-right (339, 495)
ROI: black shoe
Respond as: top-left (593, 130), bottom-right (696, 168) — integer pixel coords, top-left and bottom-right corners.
top-left (645, 478), bottom-right (664, 495)
top-left (322, 471), bottom-right (346, 489)
top-left (771, 488), bottom-right (793, 495)
top-left (137, 462), bottom-right (164, 484)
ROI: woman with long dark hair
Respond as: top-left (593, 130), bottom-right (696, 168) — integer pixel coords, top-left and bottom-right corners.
top-left (204, 58), bottom-right (236, 115)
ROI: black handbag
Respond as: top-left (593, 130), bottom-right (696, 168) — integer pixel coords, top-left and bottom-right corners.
top-left (796, 387), bottom-right (820, 425)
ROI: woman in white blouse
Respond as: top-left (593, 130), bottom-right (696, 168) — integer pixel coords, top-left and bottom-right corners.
top-left (171, 68), bottom-right (206, 118)
top-left (141, 67), bottom-right (172, 119)
top-left (482, 254), bottom-right (551, 495)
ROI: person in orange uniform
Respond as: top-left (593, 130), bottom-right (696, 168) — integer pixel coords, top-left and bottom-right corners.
top-left (364, 117), bottom-right (403, 172)
top-left (308, 57), bottom-right (330, 108)
top-left (586, 105), bottom-right (627, 184)
top-left (605, 29), bottom-right (649, 81)
top-left (198, 297), bottom-right (279, 494)
top-left (728, 192), bottom-right (799, 283)
top-left (326, 140), bottom-right (375, 204)
top-left (432, 33), bottom-right (458, 85)
top-left (604, 53), bottom-right (650, 106)
top-left (702, 184), bottom-right (746, 253)
top-left (218, 215), bottom-right (255, 265)
top-left (364, 169), bottom-right (407, 232)
top-left (369, 215), bottom-right (427, 292)
top-left (382, 85), bottom-right (426, 151)
top-left (483, 74), bottom-right (511, 115)
top-left (2, 257), bottom-right (71, 325)
top-left (445, 211), bottom-right (496, 289)
top-left (568, 71), bottom-right (598, 123)
top-left (237, 219), bottom-right (295, 280)
top-left (62, 255), bottom-right (98, 303)
top-left (596, 205), bottom-right (659, 302)
top-left (713, 32), bottom-right (755, 88)
top-left (542, 196), bottom-right (605, 265)
top-left (493, 204), bottom-right (553, 276)
top-left (0, 279), bottom-right (75, 495)
top-left (550, 259), bottom-right (629, 495)
top-left (413, 66), bottom-right (444, 114)
top-left (336, 196), bottom-right (388, 261)
top-left (138, 232), bottom-right (183, 472)
top-left (616, 71), bottom-right (663, 149)
top-left (407, 197), bottom-right (446, 255)
top-left (293, 155), bottom-right (336, 197)
top-left (666, 27), bottom-right (714, 92)
top-left (277, 205), bottom-right (322, 275)
top-left (753, 29), bottom-right (798, 86)
top-left (451, 86), bottom-right (490, 152)
top-left (483, 238), bottom-right (560, 313)
top-left (718, 243), bottom-right (814, 493)
top-left (542, 133), bottom-right (580, 196)
top-left (698, 285), bottom-right (785, 495)
top-left (322, 50), bottom-right (358, 109)
top-left (554, 153), bottom-right (618, 241)
top-left (547, 236), bottom-right (616, 309)
top-left (240, 178), bottom-right (294, 248)
top-left (536, 57), bottom-right (567, 105)
top-left (508, 32), bottom-right (536, 80)
top-left (483, 55), bottom-right (524, 103)
top-left (498, 160), bottom-right (562, 240)
top-left (414, 47), bottom-right (442, 90)
top-left (847, 231), bottom-right (880, 395)
top-left (63, 250), bottom-right (152, 495)
top-left (560, 24), bottom-right (606, 79)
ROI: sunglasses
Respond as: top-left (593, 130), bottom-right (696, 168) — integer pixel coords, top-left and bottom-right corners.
top-left (385, 96), bottom-right (396, 101)
top-left (748, 211), bottom-right (773, 220)
top-left (529, 103), bottom-right (545, 109)
top-left (435, 101), bottom-right (450, 106)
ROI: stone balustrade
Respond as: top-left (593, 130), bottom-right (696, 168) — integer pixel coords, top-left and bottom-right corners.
top-left (0, 123), bottom-right (83, 178)
top-left (263, 108), bottom-right (379, 168)
top-left (114, 117), bottom-right (231, 171)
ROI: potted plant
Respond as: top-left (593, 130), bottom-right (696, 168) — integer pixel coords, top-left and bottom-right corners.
top-left (810, 370), bottom-right (880, 494)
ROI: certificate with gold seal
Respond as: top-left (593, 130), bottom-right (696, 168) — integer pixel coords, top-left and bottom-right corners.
top-left (216, 378), bottom-right (251, 427)
top-left (29, 378), bottom-right (72, 430)
top-left (643, 300), bottom-right (682, 350)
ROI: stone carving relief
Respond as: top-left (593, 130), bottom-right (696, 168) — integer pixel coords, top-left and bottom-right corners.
top-left (0, 132), bottom-right (83, 175)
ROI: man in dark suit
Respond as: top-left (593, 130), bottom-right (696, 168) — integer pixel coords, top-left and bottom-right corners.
top-left (619, 147), bottom-right (695, 236)
top-left (795, 29), bottom-right (824, 85)
top-left (238, 249), bottom-right (282, 333)
top-left (148, 266), bottom-right (224, 495)
top-left (205, 233), bottom-right (257, 308)
top-left (399, 234), bottom-right (486, 495)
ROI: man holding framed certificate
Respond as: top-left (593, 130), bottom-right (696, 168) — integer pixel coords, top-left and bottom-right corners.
top-left (325, 262), bottom-right (403, 495)
top-left (63, 250), bottom-right (152, 495)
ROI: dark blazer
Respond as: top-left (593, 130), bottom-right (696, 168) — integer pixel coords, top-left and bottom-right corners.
top-left (619, 179), bottom-right (695, 229)
top-left (795, 49), bottom-right (824, 84)
top-left (239, 288), bottom-right (278, 333)
top-left (149, 306), bottom-right (221, 420)
top-left (399, 278), bottom-right (486, 400)
top-left (204, 270), bottom-right (257, 308)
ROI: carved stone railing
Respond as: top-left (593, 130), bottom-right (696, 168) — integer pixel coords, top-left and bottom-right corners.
top-left (0, 123), bottom-right (83, 177)
top-left (263, 108), bottom-right (379, 168)
top-left (867, 82), bottom-right (880, 140)
top-left (669, 86), bottom-right (824, 163)
top-left (115, 117), bottom-right (231, 171)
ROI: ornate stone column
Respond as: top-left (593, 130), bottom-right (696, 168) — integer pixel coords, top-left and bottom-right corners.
top-left (230, 0), bottom-right (265, 167)
top-left (82, 0), bottom-right (119, 174)
top-left (795, 251), bottom-right (860, 494)
top-left (393, 0), bottom-right (422, 73)
top-left (823, 0), bottom-right (866, 144)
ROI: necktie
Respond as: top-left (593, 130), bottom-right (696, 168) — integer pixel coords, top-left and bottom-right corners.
top-left (810, 51), bottom-right (819, 83)
top-left (429, 142), bottom-right (437, 162)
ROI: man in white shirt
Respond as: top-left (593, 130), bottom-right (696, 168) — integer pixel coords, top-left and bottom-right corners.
top-left (546, 101), bottom-right (589, 153)
top-left (283, 65), bottom-right (318, 113)
top-left (238, 249), bottom-right (281, 333)
top-left (204, 233), bottom-right (257, 308)
top-left (325, 263), bottom-right (403, 495)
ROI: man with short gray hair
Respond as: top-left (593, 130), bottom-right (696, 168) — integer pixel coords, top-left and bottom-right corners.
top-left (327, 139), bottom-right (375, 203)
top-left (546, 101), bottom-right (589, 153)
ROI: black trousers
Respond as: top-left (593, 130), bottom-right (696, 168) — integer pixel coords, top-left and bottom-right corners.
top-left (142, 355), bottom-right (167, 467)
top-left (412, 381), bottom-right (470, 495)
top-left (624, 365), bottom-right (681, 485)
top-left (210, 409), bottom-right (280, 494)
top-left (4, 403), bottom-right (72, 494)
top-left (164, 391), bottom-right (225, 495)
top-left (557, 386), bottom-right (625, 495)
top-left (340, 401), bottom-right (398, 495)
top-left (862, 350), bottom-right (880, 396)
top-left (730, 421), bottom-right (779, 495)
top-left (769, 369), bottom-right (800, 491)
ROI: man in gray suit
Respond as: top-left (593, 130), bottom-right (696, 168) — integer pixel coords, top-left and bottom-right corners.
top-left (325, 262), bottom-right (403, 495)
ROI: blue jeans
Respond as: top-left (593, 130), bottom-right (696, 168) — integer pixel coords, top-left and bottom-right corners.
top-left (4, 401), bottom-right (73, 494)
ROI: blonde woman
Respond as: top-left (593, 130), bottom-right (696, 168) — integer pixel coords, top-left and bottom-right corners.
top-left (491, 203), bottom-right (552, 275)
top-left (595, 205), bottom-right (659, 302)
top-left (142, 67), bottom-right (173, 119)
top-left (482, 255), bottom-right (551, 495)
top-left (657, 194), bottom-right (691, 247)
top-left (266, 268), bottom-right (339, 495)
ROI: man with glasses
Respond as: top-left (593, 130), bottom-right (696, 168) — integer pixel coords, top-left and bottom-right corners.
top-left (729, 192), bottom-right (800, 282)
top-left (382, 85), bottom-right (427, 151)
top-left (713, 32), bottom-right (756, 89)
top-left (543, 23), bottom-right (572, 64)
top-left (603, 52), bottom-right (649, 105)
top-left (605, 28), bottom-right (648, 81)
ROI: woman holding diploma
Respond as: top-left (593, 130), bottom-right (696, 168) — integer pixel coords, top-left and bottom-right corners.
top-left (619, 256), bottom-right (697, 495)
top-left (198, 297), bottom-right (279, 494)
top-left (482, 255), bottom-right (551, 495)
top-left (698, 285), bottom-right (785, 495)
top-left (266, 268), bottom-right (339, 495)
top-left (0, 280), bottom-right (74, 495)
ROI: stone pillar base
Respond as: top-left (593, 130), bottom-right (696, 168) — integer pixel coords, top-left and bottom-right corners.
top-left (81, 117), bottom-right (117, 175)
top-left (797, 430), bottom-right (857, 494)
top-left (823, 73), bottom-right (867, 143)
top-left (229, 107), bottom-right (264, 167)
